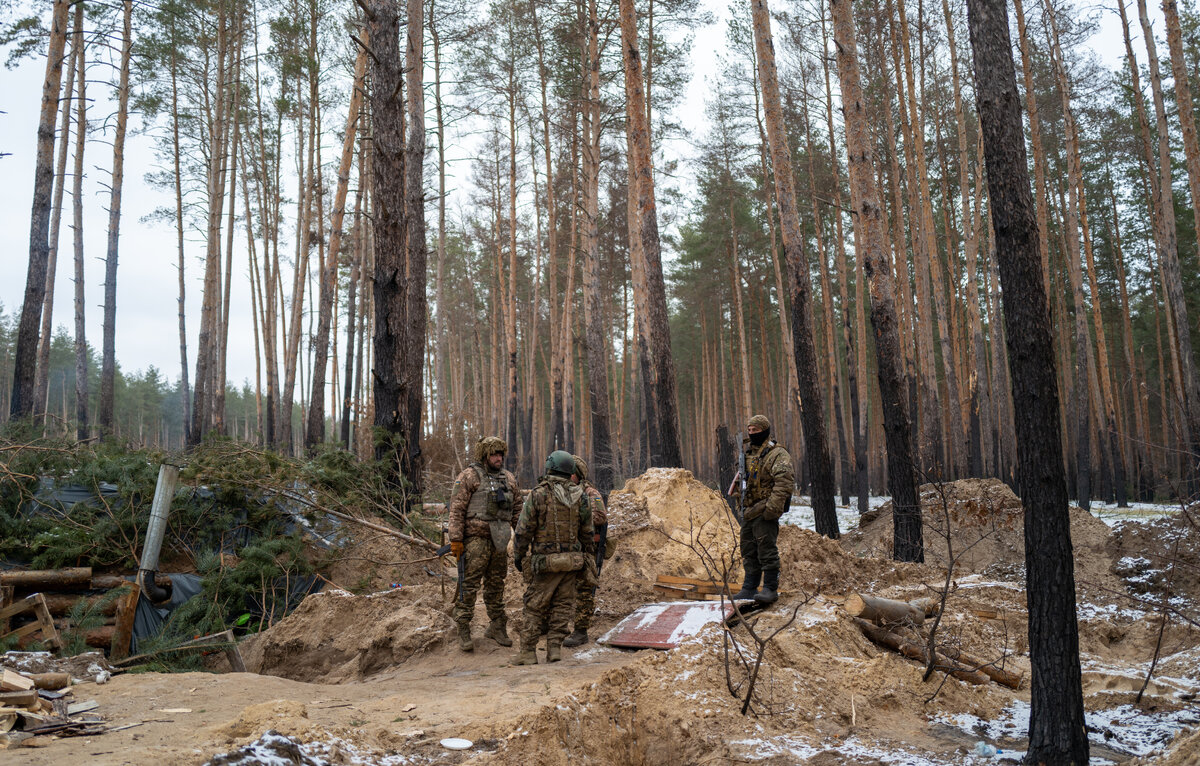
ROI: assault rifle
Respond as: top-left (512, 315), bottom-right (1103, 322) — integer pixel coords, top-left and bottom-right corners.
top-left (726, 432), bottom-right (748, 522)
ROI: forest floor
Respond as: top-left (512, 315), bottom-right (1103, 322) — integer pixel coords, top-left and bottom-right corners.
top-left (4, 470), bottom-right (1198, 765)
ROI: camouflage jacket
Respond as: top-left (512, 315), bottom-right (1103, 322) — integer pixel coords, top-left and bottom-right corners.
top-left (744, 440), bottom-right (794, 522)
top-left (448, 463), bottom-right (522, 541)
top-left (514, 475), bottom-right (594, 559)
top-left (583, 481), bottom-right (607, 527)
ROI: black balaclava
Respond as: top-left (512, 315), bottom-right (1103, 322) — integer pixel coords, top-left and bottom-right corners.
top-left (749, 428), bottom-right (770, 446)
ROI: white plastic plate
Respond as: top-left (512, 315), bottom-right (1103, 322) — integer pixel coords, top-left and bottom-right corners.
top-left (440, 737), bottom-right (473, 750)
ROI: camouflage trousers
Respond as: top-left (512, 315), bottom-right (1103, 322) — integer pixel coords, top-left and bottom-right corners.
top-left (518, 570), bottom-right (578, 650)
top-left (452, 536), bottom-right (509, 627)
top-left (740, 515), bottom-right (781, 574)
top-left (573, 576), bottom-right (596, 631)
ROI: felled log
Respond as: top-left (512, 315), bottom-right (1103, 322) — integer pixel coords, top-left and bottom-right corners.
top-left (90, 574), bottom-right (170, 590)
top-left (853, 617), bottom-right (989, 685)
top-left (0, 568), bottom-right (91, 590)
top-left (24, 673), bottom-right (70, 691)
top-left (939, 646), bottom-right (1023, 689)
top-left (40, 594), bottom-right (120, 617)
top-left (845, 593), bottom-right (925, 627)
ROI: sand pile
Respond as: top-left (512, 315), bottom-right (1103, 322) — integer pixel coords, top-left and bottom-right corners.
top-left (1108, 513), bottom-right (1200, 605)
top-left (471, 603), bottom-right (1016, 764)
top-left (847, 479), bottom-right (1120, 591)
top-left (603, 468), bottom-right (743, 586)
top-left (239, 585), bottom-right (453, 683)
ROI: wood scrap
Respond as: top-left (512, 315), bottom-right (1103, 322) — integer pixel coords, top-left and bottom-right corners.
top-left (0, 691), bottom-right (38, 707)
top-left (0, 670), bottom-right (34, 692)
top-left (109, 583), bottom-right (141, 660)
top-left (66, 700), bottom-right (98, 715)
top-left (0, 594), bottom-right (60, 649)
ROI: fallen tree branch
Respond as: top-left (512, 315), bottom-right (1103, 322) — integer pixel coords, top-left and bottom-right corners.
top-left (853, 617), bottom-right (989, 685)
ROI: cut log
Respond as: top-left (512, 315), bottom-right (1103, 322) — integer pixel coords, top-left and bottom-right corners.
top-left (26, 673), bottom-right (70, 691)
top-left (853, 617), bottom-right (989, 685)
top-left (909, 597), bottom-right (942, 618)
top-left (939, 646), bottom-right (1023, 689)
top-left (40, 594), bottom-right (120, 617)
top-left (90, 574), bottom-right (170, 590)
top-left (0, 568), bottom-right (91, 589)
top-left (0, 671), bottom-right (33, 692)
top-left (109, 583), bottom-right (140, 661)
top-left (0, 690), bottom-right (38, 707)
top-left (845, 593), bottom-right (925, 626)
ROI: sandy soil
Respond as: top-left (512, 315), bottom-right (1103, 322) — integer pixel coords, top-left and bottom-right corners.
top-left (4, 472), bottom-right (1198, 765)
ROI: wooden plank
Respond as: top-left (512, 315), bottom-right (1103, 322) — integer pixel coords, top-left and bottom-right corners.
top-left (66, 700), bottom-right (98, 716)
top-left (601, 601), bottom-right (740, 649)
top-left (0, 586), bottom-right (12, 635)
top-left (0, 596), bottom-right (38, 623)
top-left (109, 583), bottom-right (141, 661)
top-left (31, 594), bottom-right (60, 649)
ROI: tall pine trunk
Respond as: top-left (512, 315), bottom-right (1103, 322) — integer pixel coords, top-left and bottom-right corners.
top-left (751, 0), bottom-right (838, 538)
top-left (404, 0), bottom-right (428, 507)
top-left (830, 0), bottom-right (921, 561)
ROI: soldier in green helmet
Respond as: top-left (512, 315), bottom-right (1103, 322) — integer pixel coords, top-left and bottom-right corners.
top-left (511, 450), bottom-right (594, 665)
top-left (732, 415), bottom-right (794, 604)
top-left (562, 454), bottom-right (607, 647)
top-left (448, 436), bottom-right (523, 651)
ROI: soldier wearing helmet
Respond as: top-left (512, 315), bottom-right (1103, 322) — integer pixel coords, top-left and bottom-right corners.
top-left (732, 415), bottom-right (794, 604)
top-left (511, 450), bottom-right (595, 665)
top-left (448, 436), bottom-right (523, 651)
top-left (562, 454), bottom-right (607, 647)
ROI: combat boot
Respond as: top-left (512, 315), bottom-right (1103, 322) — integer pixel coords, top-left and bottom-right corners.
top-left (511, 646), bottom-right (538, 665)
top-left (733, 569), bottom-right (761, 600)
top-left (755, 569), bottom-right (779, 604)
top-left (546, 642), bottom-right (562, 662)
top-left (562, 629), bottom-right (588, 647)
top-left (457, 623), bottom-right (474, 652)
top-left (485, 618), bottom-right (513, 647)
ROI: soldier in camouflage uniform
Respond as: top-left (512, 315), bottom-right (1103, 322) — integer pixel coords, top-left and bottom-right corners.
top-left (448, 436), bottom-right (522, 651)
top-left (732, 415), bottom-right (794, 604)
top-left (562, 455), bottom-right (607, 647)
top-left (511, 450), bottom-right (594, 665)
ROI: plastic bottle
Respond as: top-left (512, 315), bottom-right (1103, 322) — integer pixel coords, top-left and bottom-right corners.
top-left (972, 741), bottom-right (999, 757)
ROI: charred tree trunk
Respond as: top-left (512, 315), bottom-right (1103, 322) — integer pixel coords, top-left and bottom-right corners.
top-left (830, 0), bottom-right (921, 561)
top-left (751, 0), bottom-right (837, 538)
top-left (965, 0), bottom-right (1088, 759)
top-left (404, 0), bottom-right (427, 508)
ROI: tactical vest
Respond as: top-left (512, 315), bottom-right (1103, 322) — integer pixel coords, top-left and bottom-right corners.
top-left (745, 442), bottom-right (782, 506)
top-left (533, 477), bottom-right (584, 555)
top-left (466, 464), bottom-right (513, 549)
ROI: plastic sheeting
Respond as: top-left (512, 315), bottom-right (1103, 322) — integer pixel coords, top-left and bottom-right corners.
top-left (130, 573), bottom-right (203, 654)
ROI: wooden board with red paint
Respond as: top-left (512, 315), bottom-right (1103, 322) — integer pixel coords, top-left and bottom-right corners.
top-left (599, 601), bottom-right (745, 649)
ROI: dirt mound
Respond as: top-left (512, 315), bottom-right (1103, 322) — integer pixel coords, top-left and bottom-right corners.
top-left (471, 603), bottom-right (1015, 764)
top-left (322, 530), bottom-right (442, 593)
top-left (0, 650), bottom-right (114, 682)
top-left (603, 468), bottom-right (743, 586)
top-left (847, 479), bottom-right (1120, 592)
top-left (1108, 513), bottom-right (1200, 605)
top-left (239, 585), bottom-right (453, 683)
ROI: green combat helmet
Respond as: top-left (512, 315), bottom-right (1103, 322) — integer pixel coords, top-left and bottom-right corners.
top-left (545, 450), bottom-right (576, 476)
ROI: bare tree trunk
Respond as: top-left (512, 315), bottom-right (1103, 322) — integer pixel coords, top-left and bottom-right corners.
top-left (369, 0), bottom-right (410, 493)
top-left (97, 0), bottom-right (133, 439)
top-left (965, 0), bottom-right (1088, 758)
top-left (404, 0), bottom-right (427, 507)
top-left (342, 123), bottom-right (367, 448)
top-left (34, 12), bottom-right (78, 422)
top-left (751, 0), bottom-right (837, 538)
top-left (619, 0), bottom-right (682, 467)
top-left (582, 0), bottom-right (614, 491)
top-left (307, 45), bottom-right (366, 451)
top-left (71, 6), bottom-right (87, 443)
top-left (431, 0), bottom-right (449, 434)
top-left (11, 0), bottom-right (70, 419)
top-left (1163, 0), bottom-right (1200, 251)
top-left (170, 12), bottom-right (192, 445)
top-left (1138, 0), bottom-right (1200, 472)
top-left (830, 0), bottom-right (921, 560)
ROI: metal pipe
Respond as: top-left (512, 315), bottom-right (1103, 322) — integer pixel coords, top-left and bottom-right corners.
top-left (138, 463), bottom-right (179, 603)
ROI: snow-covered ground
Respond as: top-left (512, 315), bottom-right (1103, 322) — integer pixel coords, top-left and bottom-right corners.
top-left (1086, 501), bottom-right (1181, 527)
top-left (781, 494), bottom-right (888, 534)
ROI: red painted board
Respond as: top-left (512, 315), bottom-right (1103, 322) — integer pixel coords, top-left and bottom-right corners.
top-left (599, 601), bottom-right (739, 650)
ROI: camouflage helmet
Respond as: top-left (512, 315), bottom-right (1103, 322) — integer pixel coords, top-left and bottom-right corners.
top-left (747, 414), bottom-right (771, 432)
top-left (572, 455), bottom-right (588, 481)
top-left (474, 436), bottom-right (508, 463)
top-left (545, 450), bottom-right (576, 476)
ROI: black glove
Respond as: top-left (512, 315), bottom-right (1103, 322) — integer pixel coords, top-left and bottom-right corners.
top-left (514, 555), bottom-right (524, 572)
top-left (744, 501), bottom-right (766, 521)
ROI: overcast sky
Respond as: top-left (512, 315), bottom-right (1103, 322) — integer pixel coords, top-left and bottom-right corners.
top-left (0, 0), bottom-right (1141, 402)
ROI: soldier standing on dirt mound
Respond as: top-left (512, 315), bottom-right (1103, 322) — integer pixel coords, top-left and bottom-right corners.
top-left (448, 437), bottom-right (522, 652)
top-left (562, 454), bottom-right (607, 648)
top-left (732, 415), bottom-right (794, 604)
top-left (511, 450), bottom-right (594, 665)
